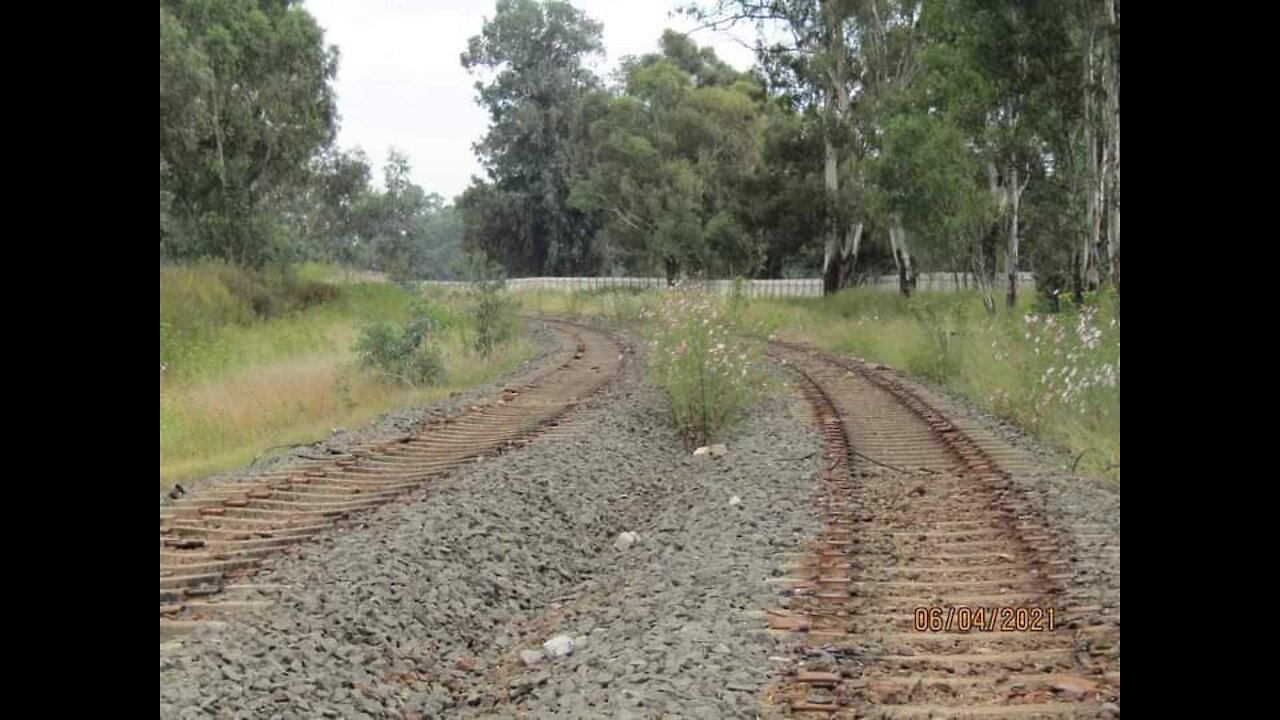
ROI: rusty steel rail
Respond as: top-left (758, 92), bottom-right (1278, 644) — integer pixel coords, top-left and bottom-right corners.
top-left (160, 319), bottom-right (624, 621)
top-left (763, 341), bottom-right (1119, 718)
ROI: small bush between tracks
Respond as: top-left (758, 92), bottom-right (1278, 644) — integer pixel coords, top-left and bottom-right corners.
top-left (642, 283), bottom-right (766, 448)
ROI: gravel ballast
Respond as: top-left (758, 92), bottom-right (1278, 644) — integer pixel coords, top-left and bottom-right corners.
top-left (160, 326), bottom-right (1119, 718)
top-left (160, 355), bottom-right (825, 719)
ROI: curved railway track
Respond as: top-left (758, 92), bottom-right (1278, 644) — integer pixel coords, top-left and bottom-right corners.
top-left (160, 319), bottom-right (623, 623)
top-left (765, 341), bottom-right (1120, 718)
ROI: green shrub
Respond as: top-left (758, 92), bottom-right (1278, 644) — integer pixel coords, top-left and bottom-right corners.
top-left (353, 299), bottom-right (446, 386)
top-left (464, 257), bottom-right (518, 358)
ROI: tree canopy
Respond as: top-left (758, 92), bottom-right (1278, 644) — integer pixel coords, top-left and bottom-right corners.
top-left (161, 0), bottom-right (1120, 305)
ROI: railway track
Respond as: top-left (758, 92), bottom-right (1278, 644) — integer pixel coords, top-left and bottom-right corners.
top-left (764, 341), bottom-right (1120, 718)
top-left (160, 319), bottom-right (623, 625)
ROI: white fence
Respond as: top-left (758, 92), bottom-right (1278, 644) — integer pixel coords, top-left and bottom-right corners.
top-left (862, 272), bottom-right (1036, 292)
top-left (422, 273), bottom-right (1035, 298)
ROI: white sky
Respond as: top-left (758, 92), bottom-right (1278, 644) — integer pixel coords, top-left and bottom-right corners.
top-left (304, 0), bottom-right (759, 201)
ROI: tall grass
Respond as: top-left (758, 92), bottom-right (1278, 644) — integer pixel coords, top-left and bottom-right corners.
top-left (159, 263), bottom-right (530, 487)
top-left (159, 261), bottom-right (368, 379)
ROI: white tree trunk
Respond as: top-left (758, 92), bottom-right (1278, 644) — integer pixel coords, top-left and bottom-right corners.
top-left (821, 135), bottom-right (842, 294)
top-left (1106, 0), bottom-right (1120, 292)
top-left (888, 219), bottom-right (902, 275)
top-left (819, 0), bottom-right (859, 295)
top-left (1108, 106), bottom-right (1120, 292)
top-left (1082, 22), bottom-right (1101, 292)
top-left (1006, 167), bottom-right (1027, 309)
top-left (845, 221), bottom-right (863, 271)
top-left (827, 221), bottom-right (862, 288)
top-left (900, 228), bottom-right (915, 295)
top-left (987, 161), bottom-right (1009, 214)
top-left (979, 161), bottom-right (1007, 313)
top-left (888, 213), bottom-right (914, 296)
top-left (971, 248), bottom-right (995, 315)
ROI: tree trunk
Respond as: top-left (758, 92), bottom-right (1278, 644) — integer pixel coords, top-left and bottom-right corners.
top-left (819, 0), bottom-right (859, 296)
top-left (821, 233), bottom-right (842, 295)
top-left (1082, 22), bottom-right (1101, 292)
top-left (1071, 247), bottom-right (1085, 307)
top-left (1093, 139), bottom-right (1107, 291)
top-left (900, 245), bottom-right (915, 296)
top-left (980, 162), bottom-right (1006, 313)
top-left (971, 250), bottom-right (995, 315)
top-left (1006, 167), bottom-right (1026, 309)
top-left (982, 226), bottom-right (998, 291)
top-left (985, 160), bottom-right (1008, 296)
top-left (1108, 124), bottom-right (1120, 294)
top-left (210, 78), bottom-right (233, 263)
top-left (821, 256), bottom-right (838, 294)
top-left (840, 222), bottom-right (862, 287)
top-left (823, 231), bottom-right (860, 294)
top-left (821, 127), bottom-right (843, 295)
top-left (888, 214), bottom-right (915, 297)
top-left (1106, 0), bottom-right (1120, 294)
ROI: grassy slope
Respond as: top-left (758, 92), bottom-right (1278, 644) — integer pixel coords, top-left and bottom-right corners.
top-left (160, 264), bottom-right (530, 487)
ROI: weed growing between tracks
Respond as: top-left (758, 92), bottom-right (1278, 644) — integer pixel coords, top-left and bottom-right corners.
top-left (640, 283), bottom-right (769, 448)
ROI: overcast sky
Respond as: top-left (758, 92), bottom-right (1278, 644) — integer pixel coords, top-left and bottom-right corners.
top-left (304, 0), bottom-right (759, 201)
